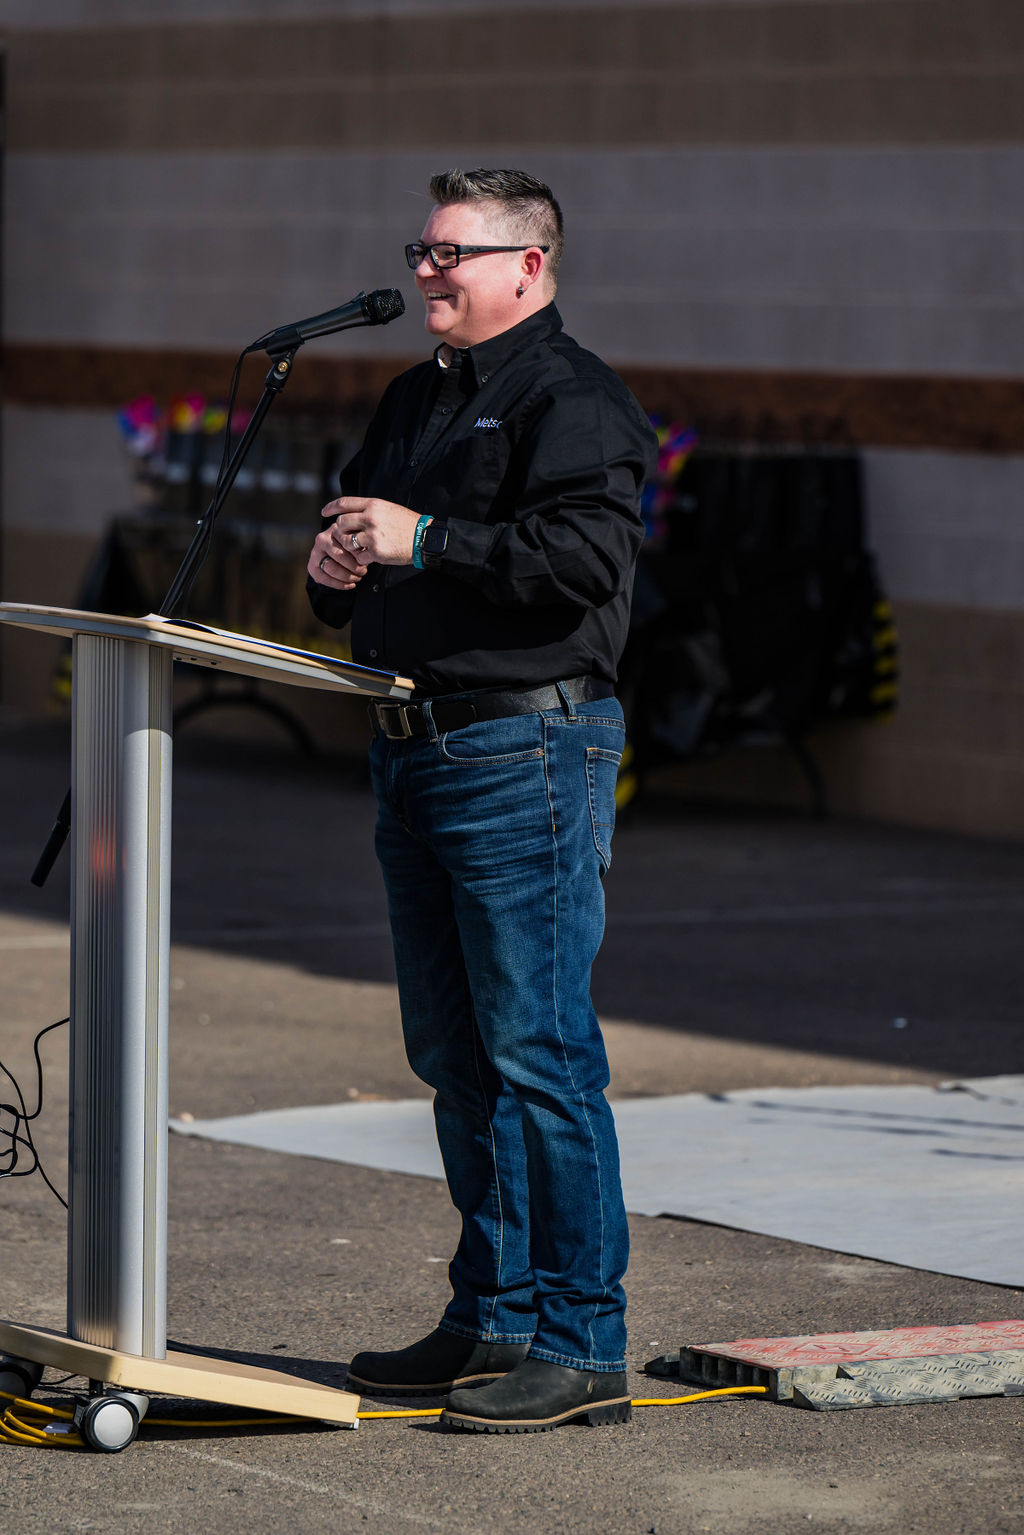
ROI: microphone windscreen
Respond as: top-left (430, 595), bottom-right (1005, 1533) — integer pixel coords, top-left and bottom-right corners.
top-left (367, 288), bottom-right (406, 325)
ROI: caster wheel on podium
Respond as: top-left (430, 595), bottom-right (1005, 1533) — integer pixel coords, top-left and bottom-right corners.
top-left (75, 1394), bottom-right (141, 1453)
top-left (0, 1353), bottom-right (44, 1400)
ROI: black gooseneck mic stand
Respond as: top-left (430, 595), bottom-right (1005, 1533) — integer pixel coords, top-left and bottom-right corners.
top-left (30, 346), bottom-right (299, 888)
top-left (160, 347), bottom-right (298, 620)
top-left (31, 283), bottom-right (406, 886)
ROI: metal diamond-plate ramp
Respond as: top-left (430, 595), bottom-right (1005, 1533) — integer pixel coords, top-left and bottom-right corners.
top-left (669, 1320), bottom-right (1024, 1411)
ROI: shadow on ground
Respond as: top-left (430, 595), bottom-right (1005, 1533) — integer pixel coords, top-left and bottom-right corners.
top-left (2, 720), bottom-right (1022, 1081)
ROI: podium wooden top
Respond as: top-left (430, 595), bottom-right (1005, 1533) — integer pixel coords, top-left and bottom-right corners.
top-left (0, 603), bottom-right (413, 700)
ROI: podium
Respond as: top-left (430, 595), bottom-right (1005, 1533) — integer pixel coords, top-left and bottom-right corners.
top-left (0, 604), bottom-right (413, 1445)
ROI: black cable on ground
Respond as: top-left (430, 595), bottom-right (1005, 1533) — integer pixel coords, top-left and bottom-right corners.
top-left (0, 1016), bottom-right (69, 1208)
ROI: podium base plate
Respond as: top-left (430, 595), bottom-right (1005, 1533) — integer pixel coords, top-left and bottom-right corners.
top-left (0, 1319), bottom-right (360, 1427)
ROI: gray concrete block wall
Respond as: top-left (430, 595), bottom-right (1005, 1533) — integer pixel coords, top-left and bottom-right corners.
top-left (2, 406), bottom-right (137, 539)
top-left (4, 152), bottom-right (417, 351)
top-left (864, 451), bottom-right (1024, 614)
top-left (6, 142), bottom-right (1024, 627)
top-left (10, 3), bottom-right (1024, 154)
top-left (0, 0), bottom-right (713, 22)
top-left (560, 146), bottom-right (1024, 374)
top-left (8, 145), bottom-right (1024, 378)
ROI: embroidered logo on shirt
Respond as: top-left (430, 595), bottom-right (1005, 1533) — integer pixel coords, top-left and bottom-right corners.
top-left (474, 417), bottom-right (502, 430)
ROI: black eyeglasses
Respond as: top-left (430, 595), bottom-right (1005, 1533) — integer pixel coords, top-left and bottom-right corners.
top-left (405, 242), bottom-right (550, 271)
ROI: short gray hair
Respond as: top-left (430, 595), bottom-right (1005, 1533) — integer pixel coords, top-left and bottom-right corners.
top-left (427, 168), bottom-right (564, 287)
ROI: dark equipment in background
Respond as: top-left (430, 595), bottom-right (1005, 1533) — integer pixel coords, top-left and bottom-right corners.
top-left (619, 425), bottom-right (898, 816)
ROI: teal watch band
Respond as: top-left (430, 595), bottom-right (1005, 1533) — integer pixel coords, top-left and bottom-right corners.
top-left (411, 513), bottom-right (432, 570)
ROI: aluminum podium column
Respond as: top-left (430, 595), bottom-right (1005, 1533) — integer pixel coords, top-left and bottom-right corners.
top-left (69, 632), bottom-right (172, 1358)
top-left (0, 604), bottom-right (414, 1433)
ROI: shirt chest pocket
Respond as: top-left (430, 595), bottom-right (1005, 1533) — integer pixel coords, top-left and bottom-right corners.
top-left (421, 428), bottom-right (511, 525)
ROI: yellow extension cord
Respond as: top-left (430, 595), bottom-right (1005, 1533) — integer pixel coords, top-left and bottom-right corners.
top-left (1, 1383), bottom-right (767, 1449)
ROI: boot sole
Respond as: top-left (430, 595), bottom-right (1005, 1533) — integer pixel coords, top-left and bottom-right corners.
top-left (440, 1397), bottom-right (632, 1433)
top-left (347, 1370), bottom-right (509, 1398)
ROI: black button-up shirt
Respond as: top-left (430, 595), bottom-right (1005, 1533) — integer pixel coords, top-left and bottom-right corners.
top-left (307, 304), bottom-right (657, 693)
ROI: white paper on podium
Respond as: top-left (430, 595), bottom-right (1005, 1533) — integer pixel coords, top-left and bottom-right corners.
top-left (0, 603), bottom-right (413, 697)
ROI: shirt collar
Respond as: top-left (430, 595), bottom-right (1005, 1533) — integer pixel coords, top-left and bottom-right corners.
top-left (433, 304), bottom-right (563, 388)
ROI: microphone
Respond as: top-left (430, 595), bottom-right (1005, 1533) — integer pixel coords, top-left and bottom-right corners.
top-left (246, 288), bottom-right (405, 354)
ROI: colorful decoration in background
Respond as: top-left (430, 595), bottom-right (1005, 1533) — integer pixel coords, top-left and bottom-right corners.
top-left (640, 417), bottom-right (699, 542)
top-left (167, 393), bottom-right (206, 433)
top-left (116, 397), bottom-right (251, 454)
top-left (201, 402), bottom-right (229, 437)
top-left (115, 396), bottom-right (254, 510)
top-left (116, 396), bottom-right (163, 458)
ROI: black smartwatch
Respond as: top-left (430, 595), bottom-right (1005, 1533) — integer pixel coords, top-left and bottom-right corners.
top-left (421, 519), bottom-right (449, 570)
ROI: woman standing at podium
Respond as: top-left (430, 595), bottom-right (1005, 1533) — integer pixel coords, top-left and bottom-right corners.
top-left (306, 168), bottom-right (655, 1435)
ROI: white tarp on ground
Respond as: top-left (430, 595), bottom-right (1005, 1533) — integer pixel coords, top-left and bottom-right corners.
top-left (171, 1076), bottom-right (1024, 1288)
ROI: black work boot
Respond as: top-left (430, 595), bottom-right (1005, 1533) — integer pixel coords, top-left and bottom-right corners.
top-left (441, 1357), bottom-right (632, 1432)
top-left (347, 1327), bottom-right (531, 1397)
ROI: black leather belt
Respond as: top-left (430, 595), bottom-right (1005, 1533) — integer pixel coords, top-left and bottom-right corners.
top-left (368, 677), bottom-right (613, 740)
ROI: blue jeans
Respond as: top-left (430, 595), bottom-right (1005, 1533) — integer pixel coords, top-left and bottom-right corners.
top-left (369, 691), bottom-right (629, 1372)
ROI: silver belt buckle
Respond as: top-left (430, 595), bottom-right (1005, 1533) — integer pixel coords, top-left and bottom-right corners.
top-left (378, 701), bottom-right (416, 738)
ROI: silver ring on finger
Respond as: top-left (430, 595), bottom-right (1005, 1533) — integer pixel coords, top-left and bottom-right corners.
top-left (351, 533), bottom-right (363, 552)
top-left (319, 555), bottom-right (330, 572)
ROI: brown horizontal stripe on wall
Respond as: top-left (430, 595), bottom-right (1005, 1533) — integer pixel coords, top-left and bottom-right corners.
top-left (1, 343), bottom-right (417, 418)
top-left (4, 0), bottom-right (1024, 151)
top-left (5, 342), bottom-right (1024, 454)
top-left (619, 365), bottom-right (1024, 454)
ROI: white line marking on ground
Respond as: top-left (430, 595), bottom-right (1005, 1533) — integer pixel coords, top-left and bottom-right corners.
top-left (166, 1444), bottom-right (461, 1529)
